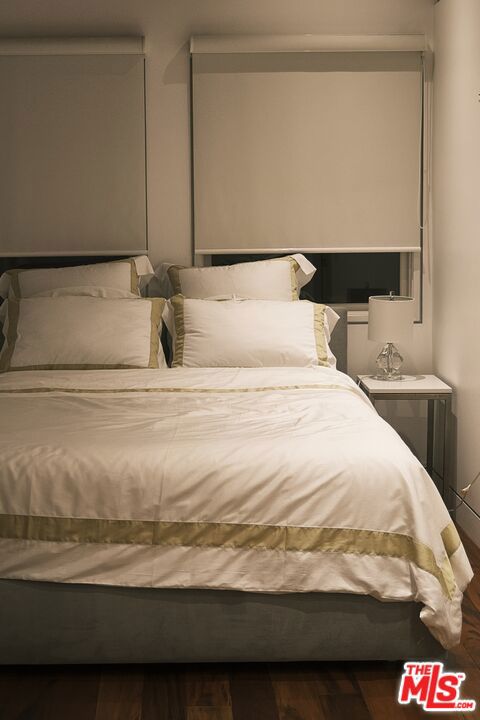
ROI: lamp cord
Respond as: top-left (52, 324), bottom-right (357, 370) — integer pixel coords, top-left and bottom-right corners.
top-left (449, 469), bottom-right (480, 514)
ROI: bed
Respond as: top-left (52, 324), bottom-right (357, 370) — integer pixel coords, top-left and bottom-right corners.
top-left (0, 256), bottom-right (473, 664)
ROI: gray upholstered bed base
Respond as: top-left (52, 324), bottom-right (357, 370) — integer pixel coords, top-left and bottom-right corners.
top-left (0, 580), bottom-right (444, 664)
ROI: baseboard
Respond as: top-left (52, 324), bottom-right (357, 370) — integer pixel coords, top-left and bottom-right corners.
top-left (453, 490), bottom-right (480, 547)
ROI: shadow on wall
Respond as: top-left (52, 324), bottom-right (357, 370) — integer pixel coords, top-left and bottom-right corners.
top-left (163, 42), bottom-right (190, 85)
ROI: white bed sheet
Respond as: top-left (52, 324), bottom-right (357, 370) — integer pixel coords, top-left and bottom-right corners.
top-left (0, 366), bottom-right (473, 648)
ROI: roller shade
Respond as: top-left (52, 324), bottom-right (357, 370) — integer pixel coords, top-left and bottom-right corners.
top-left (192, 49), bottom-right (423, 254)
top-left (0, 51), bottom-right (146, 255)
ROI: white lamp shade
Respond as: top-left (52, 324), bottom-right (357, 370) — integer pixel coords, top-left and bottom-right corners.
top-left (368, 295), bottom-right (414, 343)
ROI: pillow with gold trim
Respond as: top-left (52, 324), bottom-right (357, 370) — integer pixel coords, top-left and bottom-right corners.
top-left (166, 295), bottom-right (328, 368)
top-left (0, 296), bottom-right (166, 372)
top-left (162, 254), bottom-right (315, 301)
top-left (0, 256), bottom-right (153, 300)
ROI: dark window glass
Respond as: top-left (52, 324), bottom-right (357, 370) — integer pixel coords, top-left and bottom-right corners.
top-left (211, 253), bottom-right (400, 305)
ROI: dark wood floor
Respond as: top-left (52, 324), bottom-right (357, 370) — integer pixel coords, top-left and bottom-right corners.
top-left (0, 530), bottom-right (479, 720)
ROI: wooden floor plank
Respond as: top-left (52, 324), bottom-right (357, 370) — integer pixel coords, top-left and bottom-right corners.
top-left (180, 665), bottom-right (233, 720)
top-left (94, 668), bottom-right (143, 720)
top-left (319, 692), bottom-right (372, 720)
top-left (142, 666), bottom-right (186, 720)
top-left (0, 668), bottom-right (99, 720)
top-left (186, 708), bottom-right (233, 720)
top-left (270, 666), bottom-right (331, 720)
top-left (307, 662), bottom-right (358, 696)
top-left (459, 562), bottom-right (480, 670)
top-left (0, 669), bottom-right (54, 720)
top-left (44, 670), bottom-right (100, 720)
top-left (229, 663), bottom-right (278, 720)
top-left (183, 664), bottom-right (232, 709)
top-left (269, 660), bottom-right (354, 686)
top-left (446, 642), bottom-right (480, 720)
top-left (355, 662), bottom-right (428, 719)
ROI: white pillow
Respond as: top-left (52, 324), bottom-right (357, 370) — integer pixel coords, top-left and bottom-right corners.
top-left (167, 296), bottom-right (329, 368)
top-left (0, 296), bottom-right (166, 372)
top-left (160, 254), bottom-right (315, 301)
top-left (0, 256), bottom-right (154, 299)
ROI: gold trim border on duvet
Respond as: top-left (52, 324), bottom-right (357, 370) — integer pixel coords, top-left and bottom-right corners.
top-left (441, 523), bottom-right (461, 558)
top-left (0, 383), bottom-right (361, 396)
top-left (0, 514), bottom-right (458, 599)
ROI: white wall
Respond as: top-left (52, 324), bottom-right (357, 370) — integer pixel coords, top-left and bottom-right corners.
top-left (0, 0), bottom-right (433, 376)
top-left (433, 0), bottom-right (480, 544)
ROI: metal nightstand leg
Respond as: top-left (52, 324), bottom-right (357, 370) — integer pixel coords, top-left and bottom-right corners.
top-left (443, 395), bottom-right (452, 504)
top-left (426, 399), bottom-right (435, 479)
top-left (427, 396), bottom-right (452, 502)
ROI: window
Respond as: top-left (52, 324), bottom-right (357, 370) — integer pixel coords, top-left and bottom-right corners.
top-left (212, 252), bottom-right (410, 310)
top-left (300, 253), bottom-right (402, 306)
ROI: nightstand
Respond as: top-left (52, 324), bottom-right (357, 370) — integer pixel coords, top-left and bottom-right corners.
top-left (357, 375), bottom-right (452, 499)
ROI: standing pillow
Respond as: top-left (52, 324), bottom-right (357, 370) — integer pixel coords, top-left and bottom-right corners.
top-left (0, 296), bottom-right (166, 372)
top-left (0, 256), bottom-right (154, 299)
top-left (162, 254), bottom-right (315, 301)
top-left (168, 296), bottom-right (328, 368)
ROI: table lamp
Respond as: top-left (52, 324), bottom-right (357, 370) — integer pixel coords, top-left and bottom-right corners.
top-left (368, 292), bottom-right (414, 380)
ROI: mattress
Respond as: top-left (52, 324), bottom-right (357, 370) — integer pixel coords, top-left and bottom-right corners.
top-left (0, 366), bottom-right (473, 649)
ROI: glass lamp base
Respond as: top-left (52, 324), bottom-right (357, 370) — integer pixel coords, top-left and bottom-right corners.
top-left (374, 372), bottom-right (405, 381)
top-left (375, 342), bottom-right (404, 381)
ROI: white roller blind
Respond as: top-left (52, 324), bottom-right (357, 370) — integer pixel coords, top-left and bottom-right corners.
top-left (0, 52), bottom-right (146, 255)
top-left (192, 50), bottom-right (423, 254)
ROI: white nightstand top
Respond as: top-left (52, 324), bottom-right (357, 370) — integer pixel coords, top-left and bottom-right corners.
top-left (357, 374), bottom-right (452, 396)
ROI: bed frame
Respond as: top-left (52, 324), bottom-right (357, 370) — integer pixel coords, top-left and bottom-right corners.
top-left (0, 256), bottom-right (444, 663)
top-left (0, 581), bottom-right (443, 664)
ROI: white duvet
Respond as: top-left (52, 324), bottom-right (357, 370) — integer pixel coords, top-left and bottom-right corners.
top-left (0, 366), bottom-right (473, 648)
